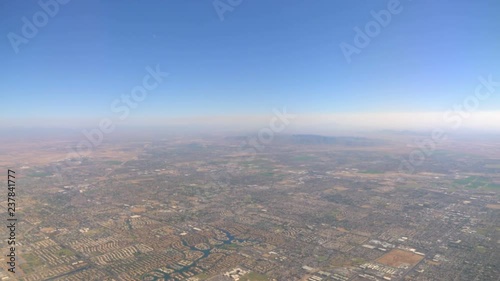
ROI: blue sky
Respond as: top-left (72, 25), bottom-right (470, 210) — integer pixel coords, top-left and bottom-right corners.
top-left (1, 0), bottom-right (499, 128)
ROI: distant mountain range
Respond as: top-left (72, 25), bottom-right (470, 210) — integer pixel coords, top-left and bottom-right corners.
top-left (288, 134), bottom-right (384, 146)
top-left (226, 134), bottom-right (384, 146)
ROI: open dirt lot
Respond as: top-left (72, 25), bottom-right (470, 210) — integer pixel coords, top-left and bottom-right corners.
top-left (376, 249), bottom-right (423, 267)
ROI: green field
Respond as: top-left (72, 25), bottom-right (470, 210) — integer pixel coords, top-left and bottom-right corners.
top-left (261, 172), bottom-right (274, 177)
top-left (484, 163), bottom-right (500, 169)
top-left (292, 155), bottom-right (317, 161)
top-left (240, 272), bottom-right (269, 281)
top-left (28, 171), bottom-right (52, 177)
top-left (453, 176), bottom-right (500, 189)
top-left (360, 170), bottom-right (384, 174)
top-left (56, 248), bottom-right (75, 257)
top-left (21, 253), bottom-right (44, 274)
top-left (476, 245), bottom-right (487, 253)
top-left (221, 243), bottom-right (241, 250)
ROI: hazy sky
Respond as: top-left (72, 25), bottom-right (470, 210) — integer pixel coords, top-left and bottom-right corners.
top-left (1, 0), bottom-right (499, 129)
